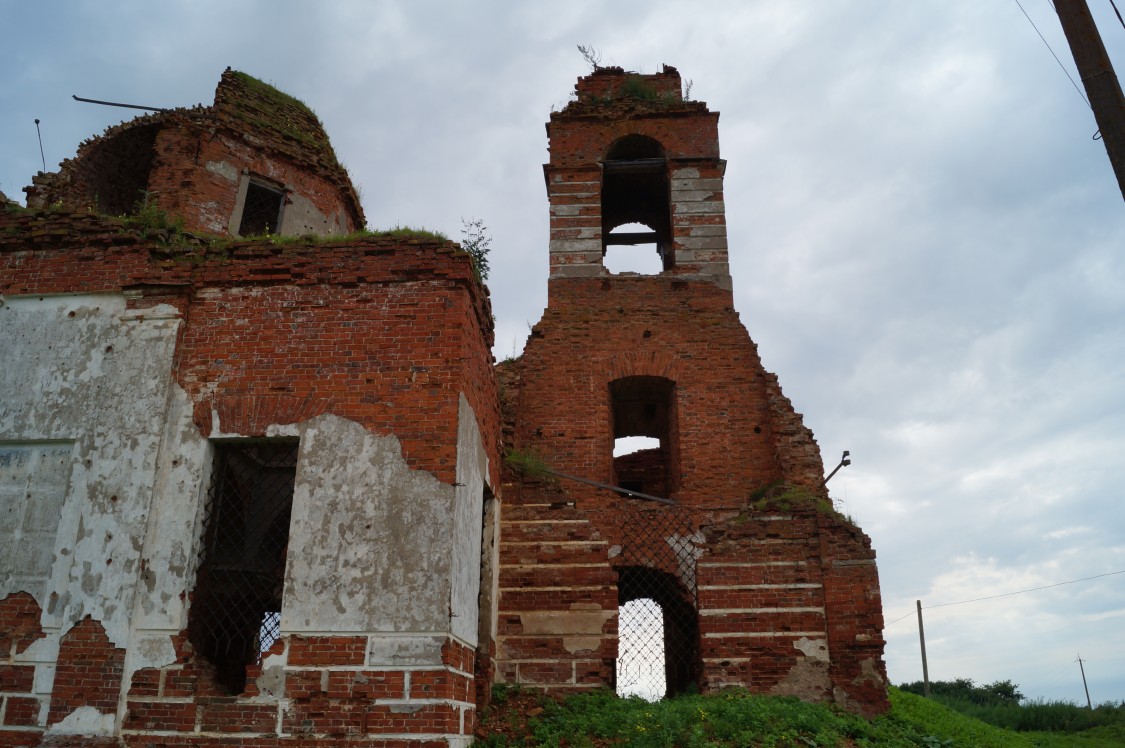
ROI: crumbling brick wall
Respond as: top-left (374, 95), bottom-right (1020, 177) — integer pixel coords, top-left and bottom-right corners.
top-left (0, 203), bottom-right (501, 746)
top-left (25, 69), bottom-right (363, 238)
top-left (493, 67), bottom-right (889, 716)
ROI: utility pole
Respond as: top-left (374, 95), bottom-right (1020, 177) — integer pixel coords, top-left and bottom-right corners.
top-left (1055, 0), bottom-right (1125, 200)
top-left (916, 600), bottom-right (931, 697)
top-left (1076, 654), bottom-right (1093, 709)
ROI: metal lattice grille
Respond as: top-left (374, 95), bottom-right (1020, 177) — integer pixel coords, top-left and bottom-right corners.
top-left (614, 499), bottom-right (701, 700)
top-left (189, 440), bottom-right (297, 692)
top-left (238, 182), bottom-right (283, 236)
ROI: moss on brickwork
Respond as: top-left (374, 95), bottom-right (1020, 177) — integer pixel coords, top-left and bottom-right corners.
top-left (223, 71), bottom-right (336, 159)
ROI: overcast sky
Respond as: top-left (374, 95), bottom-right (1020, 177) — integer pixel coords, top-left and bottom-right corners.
top-left (2, 0), bottom-right (1122, 705)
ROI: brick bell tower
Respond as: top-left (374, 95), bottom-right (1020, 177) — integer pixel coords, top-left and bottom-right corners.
top-left (493, 65), bottom-right (889, 716)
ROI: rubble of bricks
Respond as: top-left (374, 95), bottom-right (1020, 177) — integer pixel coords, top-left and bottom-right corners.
top-left (493, 65), bottom-right (890, 717)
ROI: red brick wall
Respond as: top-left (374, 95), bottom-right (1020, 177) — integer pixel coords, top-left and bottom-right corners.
top-left (0, 209), bottom-right (502, 743)
top-left (146, 126), bottom-right (361, 237)
top-left (495, 275), bottom-right (887, 714)
top-left (0, 210), bottom-right (500, 490)
top-left (23, 68), bottom-right (364, 237)
top-left (547, 112), bottom-right (721, 166)
top-left (47, 619), bottom-right (125, 727)
top-left (494, 66), bottom-right (886, 715)
top-left (122, 635), bottom-right (477, 745)
top-left (0, 593), bottom-right (46, 742)
top-left (572, 65), bottom-right (685, 102)
top-left (516, 275), bottom-right (816, 504)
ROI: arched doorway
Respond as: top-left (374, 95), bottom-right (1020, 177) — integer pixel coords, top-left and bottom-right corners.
top-left (616, 566), bottom-right (699, 699)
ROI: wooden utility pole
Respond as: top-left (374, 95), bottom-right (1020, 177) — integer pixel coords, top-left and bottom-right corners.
top-left (916, 600), bottom-right (931, 697)
top-left (1077, 654), bottom-right (1093, 709)
top-left (1055, 0), bottom-right (1125, 200)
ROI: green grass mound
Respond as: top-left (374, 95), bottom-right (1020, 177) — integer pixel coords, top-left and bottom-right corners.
top-left (477, 686), bottom-right (1121, 747)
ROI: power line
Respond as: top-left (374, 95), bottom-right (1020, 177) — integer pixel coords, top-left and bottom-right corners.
top-left (1109, 0), bottom-right (1125, 32)
top-left (1013, 0), bottom-right (1093, 109)
top-left (885, 569), bottom-right (1125, 626)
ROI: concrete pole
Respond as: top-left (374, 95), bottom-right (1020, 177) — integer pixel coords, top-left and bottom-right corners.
top-left (1055, 0), bottom-right (1125, 200)
top-left (1077, 655), bottom-right (1093, 709)
top-left (916, 600), bottom-right (931, 697)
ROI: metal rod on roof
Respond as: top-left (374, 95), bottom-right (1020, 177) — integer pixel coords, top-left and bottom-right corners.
top-left (34, 119), bottom-right (45, 171)
top-left (72, 94), bottom-right (170, 112)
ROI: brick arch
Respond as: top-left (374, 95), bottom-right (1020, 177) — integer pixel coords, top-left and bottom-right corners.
top-left (598, 121), bottom-right (720, 161)
top-left (194, 394), bottom-right (336, 437)
top-left (605, 351), bottom-right (686, 384)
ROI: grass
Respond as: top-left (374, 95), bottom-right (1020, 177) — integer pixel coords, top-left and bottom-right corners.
top-left (504, 449), bottom-right (557, 483)
top-left (476, 686), bottom-right (1124, 747)
top-left (898, 679), bottom-right (1125, 737)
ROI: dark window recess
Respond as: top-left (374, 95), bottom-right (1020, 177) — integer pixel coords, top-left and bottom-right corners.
top-left (238, 182), bottom-right (284, 236)
top-left (611, 376), bottom-right (678, 498)
top-left (188, 440), bottom-right (298, 693)
top-left (602, 134), bottom-right (672, 270)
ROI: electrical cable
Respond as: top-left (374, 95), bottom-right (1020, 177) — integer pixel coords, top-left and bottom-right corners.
top-left (884, 569), bottom-right (1125, 626)
top-left (1013, 0), bottom-right (1093, 109)
top-left (1109, 0), bottom-right (1125, 32)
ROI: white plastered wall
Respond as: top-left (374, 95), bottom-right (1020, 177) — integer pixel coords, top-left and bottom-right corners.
top-left (0, 292), bottom-right (194, 733)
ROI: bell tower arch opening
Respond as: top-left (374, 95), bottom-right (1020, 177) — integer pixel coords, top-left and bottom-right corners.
top-left (602, 135), bottom-right (671, 273)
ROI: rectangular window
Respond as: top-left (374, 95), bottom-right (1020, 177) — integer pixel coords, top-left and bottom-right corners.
top-left (189, 440), bottom-right (298, 692)
top-left (610, 376), bottom-right (677, 498)
top-left (237, 181), bottom-right (284, 236)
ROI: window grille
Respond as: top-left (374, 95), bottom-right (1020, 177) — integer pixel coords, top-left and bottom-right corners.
top-left (189, 440), bottom-right (297, 692)
top-left (238, 181), bottom-right (284, 236)
top-left (614, 498), bottom-right (701, 699)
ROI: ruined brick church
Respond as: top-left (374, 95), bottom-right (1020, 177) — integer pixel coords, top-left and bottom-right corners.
top-left (0, 66), bottom-right (887, 747)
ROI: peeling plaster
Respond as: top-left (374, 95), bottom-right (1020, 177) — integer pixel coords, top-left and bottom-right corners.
top-left (772, 657), bottom-right (832, 701)
top-left (283, 414), bottom-right (455, 633)
top-left (368, 634), bottom-right (446, 667)
top-left (562, 636), bottom-right (601, 653)
top-left (46, 705), bottom-right (115, 736)
top-left (853, 656), bottom-right (886, 687)
top-left (0, 293), bottom-right (183, 648)
top-left (793, 637), bottom-right (830, 662)
top-left (666, 531), bottom-right (705, 594)
top-left (451, 394), bottom-right (488, 644)
top-left (519, 608), bottom-right (614, 636)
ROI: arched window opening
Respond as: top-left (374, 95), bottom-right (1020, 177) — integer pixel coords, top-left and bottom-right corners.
top-left (74, 124), bottom-right (161, 216)
top-left (602, 135), bottom-right (671, 271)
top-left (616, 597), bottom-right (665, 700)
top-left (604, 222), bottom-right (664, 275)
top-left (616, 566), bottom-right (699, 699)
top-left (610, 376), bottom-right (677, 498)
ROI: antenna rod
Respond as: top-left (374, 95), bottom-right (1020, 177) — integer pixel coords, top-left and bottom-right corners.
top-left (34, 119), bottom-right (46, 172)
top-left (72, 94), bottom-right (169, 113)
